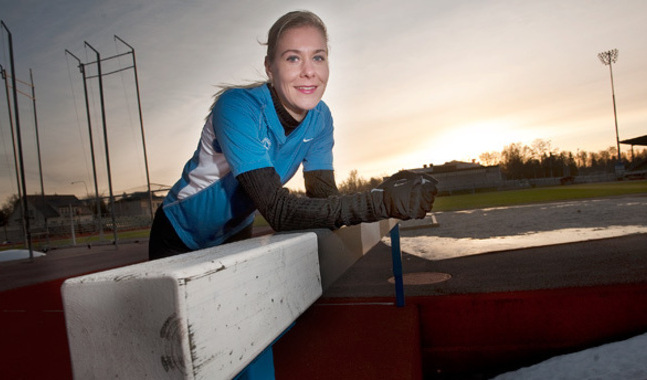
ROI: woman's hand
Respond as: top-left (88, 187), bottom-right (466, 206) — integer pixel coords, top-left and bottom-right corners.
top-left (371, 170), bottom-right (438, 220)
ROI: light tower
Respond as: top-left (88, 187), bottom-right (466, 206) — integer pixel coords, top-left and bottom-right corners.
top-left (597, 49), bottom-right (621, 162)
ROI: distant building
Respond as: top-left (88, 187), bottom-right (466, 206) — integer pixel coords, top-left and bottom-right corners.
top-left (8, 194), bottom-right (93, 229)
top-left (3, 192), bottom-right (164, 242)
top-left (113, 191), bottom-right (164, 218)
top-left (411, 160), bottom-right (504, 194)
top-left (3, 195), bottom-right (94, 242)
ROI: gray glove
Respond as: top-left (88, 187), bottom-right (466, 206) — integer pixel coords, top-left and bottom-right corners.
top-left (371, 170), bottom-right (438, 220)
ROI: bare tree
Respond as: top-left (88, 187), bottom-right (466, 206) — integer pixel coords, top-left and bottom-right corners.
top-left (479, 151), bottom-right (501, 166)
top-left (338, 170), bottom-right (386, 195)
top-left (530, 139), bottom-right (558, 161)
top-left (0, 194), bottom-right (19, 227)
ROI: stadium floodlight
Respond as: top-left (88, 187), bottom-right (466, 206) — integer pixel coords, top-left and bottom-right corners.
top-left (597, 49), bottom-right (621, 162)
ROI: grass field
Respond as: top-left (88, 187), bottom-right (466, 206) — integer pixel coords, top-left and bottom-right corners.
top-left (432, 179), bottom-right (647, 212)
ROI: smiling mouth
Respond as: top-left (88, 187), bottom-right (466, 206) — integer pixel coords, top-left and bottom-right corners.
top-left (296, 86), bottom-right (317, 94)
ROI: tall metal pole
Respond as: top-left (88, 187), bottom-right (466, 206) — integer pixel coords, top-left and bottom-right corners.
top-left (29, 70), bottom-right (45, 202)
top-left (85, 41), bottom-right (118, 247)
top-left (114, 35), bottom-right (154, 222)
top-left (65, 50), bottom-right (104, 239)
top-left (29, 69), bottom-right (49, 245)
top-left (597, 49), bottom-right (621, 162)
top-left (0, 64), bottom-right (27, 247)
top-left (1, 21), bottom-right (33, 259)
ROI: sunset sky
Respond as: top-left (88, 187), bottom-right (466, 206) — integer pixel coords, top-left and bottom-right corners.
top-left (1, 0), bottom-right (646, 204)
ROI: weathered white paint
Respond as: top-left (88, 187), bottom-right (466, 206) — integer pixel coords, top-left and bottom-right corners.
top-left (314, 218), bottom-right (397, 290)
top-left (62, 232), bottom-right (320, 380)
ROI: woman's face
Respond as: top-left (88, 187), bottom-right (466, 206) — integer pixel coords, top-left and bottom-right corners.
top-left (265, 25), bottom-right (329, 121)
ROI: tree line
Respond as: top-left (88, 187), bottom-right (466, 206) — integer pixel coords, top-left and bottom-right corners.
top-left (333, 139), bottom-right (647, 194)
top-left (479, 139), bottom-right (647, 180)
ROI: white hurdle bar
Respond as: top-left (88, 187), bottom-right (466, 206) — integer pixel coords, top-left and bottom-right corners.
top-left (62, 232), bottom-right (321, 379)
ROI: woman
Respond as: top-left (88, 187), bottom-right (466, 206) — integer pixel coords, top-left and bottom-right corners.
top-left (149, 10), bottom-right (437, 260)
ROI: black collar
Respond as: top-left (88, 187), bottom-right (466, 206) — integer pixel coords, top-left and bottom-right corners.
top-left (268, 83), bottom-right (302, 136)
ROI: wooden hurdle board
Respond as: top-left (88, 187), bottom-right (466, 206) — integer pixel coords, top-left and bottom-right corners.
top-left (62, 219), bottom-right (398, 379)
top-left (62, 232), bottom-right (320, 379)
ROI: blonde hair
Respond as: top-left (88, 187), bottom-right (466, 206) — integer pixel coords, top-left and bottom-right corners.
top-left (264, 10), bottom-right (328, 62)
top-left (208, 10), bottom-right (328, 116)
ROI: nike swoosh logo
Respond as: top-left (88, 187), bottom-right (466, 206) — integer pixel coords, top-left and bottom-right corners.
top-left (303, 138), bottom-right (314, 143)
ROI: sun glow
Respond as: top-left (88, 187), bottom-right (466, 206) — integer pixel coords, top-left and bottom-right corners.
top-left (369, 118), bottom-right (539, 176)
top-left (426, 119), bottom-right (537, 164)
